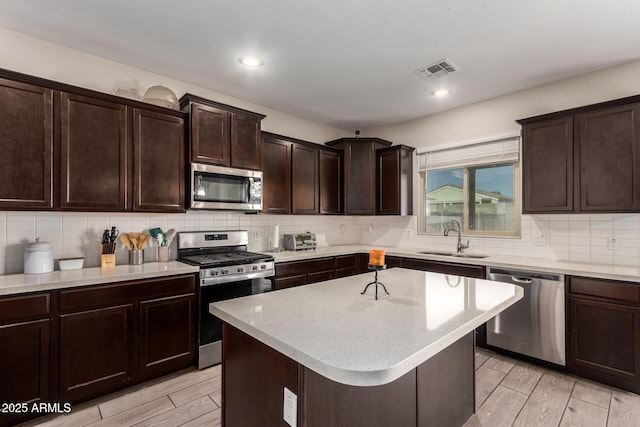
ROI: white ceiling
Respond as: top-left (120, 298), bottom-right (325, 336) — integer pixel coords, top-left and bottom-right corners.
top-left (1, 0), bottom-right (639, 131)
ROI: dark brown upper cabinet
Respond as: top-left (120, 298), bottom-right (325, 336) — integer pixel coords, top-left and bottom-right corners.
top-left (579, 104), bottom-right (640, 212)
top-left (262, 132), bottom-right (342, 215)
top-left (519, 95), bottom-right (640, 214)
top-left (180, 94), bottom-right (265, 170)
top-left (325, 138), bottom-right (392, 215)
top-left (292, 143), bottom-right (319, 214)
top-left (132, 109), bottom-right (185, 212)
top-left (262, 133), bottom-right (292, 214)
top-left (59, 92), bottom-right (129, 211)
top-left (319, 148), bottom-right (342, 214)
top-left (0, 68), bottom-right (187, 213)
top-left (0, 78), bottom-right (53, 210)
top-left (377, 145), bottom-right (414, 215)
top-left (521, 116), bottom-right (574, 213)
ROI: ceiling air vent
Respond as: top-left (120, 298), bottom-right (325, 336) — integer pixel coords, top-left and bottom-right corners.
top-left (415, 58), bottom-right (459, 80)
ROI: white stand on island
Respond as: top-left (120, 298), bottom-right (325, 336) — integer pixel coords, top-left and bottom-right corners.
top-left (211, 268), bottom-right (523, 427)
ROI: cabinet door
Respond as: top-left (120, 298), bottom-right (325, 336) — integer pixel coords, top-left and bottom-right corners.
top-left (292, 143), bottom-right (319, 214)
top-left (190, 102), bottom-right (230, 165)
top-left (377, 146), bottom-right (413, 215)
top-left (345, 142), bottom-right (376, 215)
top-left (133, 109), bottom-right (185, 212)
top-left (59, 304), bottom-right (135, 402)
top-left (378, 147), bottom-right (401, 215)
top-left (262, 136), bottom-right (291, 213)
top-left (140, 294), bottom-right (195, 377)
top-left (522, 117), bottom-right (574, 212)
top-left (579, 104), bottom-right (640, 211)
top-left (231, 114), bottom-right (262, 170)
top-left (319, 149), bottom-right (342, 214)
top-left (569, 297), bottom-right (640, 390)
top-left (0, 78), bottom-right (53, 209)
top-left (59, 92), bottom-right (128, 210)
top-left (0, 319), bottom-right (50, 407)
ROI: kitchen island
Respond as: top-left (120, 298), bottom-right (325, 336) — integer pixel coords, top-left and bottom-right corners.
top-left (211, 268), bottom-right (523, 426)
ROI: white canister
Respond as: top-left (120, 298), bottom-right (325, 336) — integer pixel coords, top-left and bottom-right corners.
top-left (24, 238), bottom-right (54, 274)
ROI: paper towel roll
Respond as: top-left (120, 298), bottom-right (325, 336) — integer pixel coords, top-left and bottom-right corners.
top-left (272, 225), bottom-right (280, 249)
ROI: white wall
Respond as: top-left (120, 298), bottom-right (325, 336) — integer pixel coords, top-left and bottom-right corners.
top-left (365, 59), bottom-right (640, 148)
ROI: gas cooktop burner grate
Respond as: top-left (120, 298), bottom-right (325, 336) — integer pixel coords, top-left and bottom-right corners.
top-left (179, 251), bottom-right (272, 267)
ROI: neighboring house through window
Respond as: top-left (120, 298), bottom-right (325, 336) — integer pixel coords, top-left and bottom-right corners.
top-left (418, 134), bottom-right (520, 237)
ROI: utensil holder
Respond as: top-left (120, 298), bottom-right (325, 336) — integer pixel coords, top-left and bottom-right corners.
top-left (158, 246), bottom-right (170, 263)
top-left (101, 254), bottom-right (116, 269)
top-left (129, 250), bottom-right (144, 265)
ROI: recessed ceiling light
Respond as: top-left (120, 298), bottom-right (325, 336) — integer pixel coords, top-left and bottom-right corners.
top-left (239, 55), bottom-right (263, 68)
top-left (432, 88), bottom-right (451, 97)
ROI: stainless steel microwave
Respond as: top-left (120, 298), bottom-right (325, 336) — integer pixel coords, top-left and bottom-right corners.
top-left (190, 163), bottom-right (262, 211)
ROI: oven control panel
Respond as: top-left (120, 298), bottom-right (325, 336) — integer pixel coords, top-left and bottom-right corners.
top-left (200, 261), bottom-right (275, 285)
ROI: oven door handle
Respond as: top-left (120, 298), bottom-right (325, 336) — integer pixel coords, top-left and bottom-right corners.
top-left (201, 270), bottom-right (274, 287)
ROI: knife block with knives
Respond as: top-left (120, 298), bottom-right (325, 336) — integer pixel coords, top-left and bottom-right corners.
top-left (100, 226), bottom-right (119, 269)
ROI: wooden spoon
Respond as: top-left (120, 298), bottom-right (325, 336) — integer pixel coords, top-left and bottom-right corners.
top-left (119, 234), bottom-right (132, 250)
top-left (138, 234), bottom-right (149, 250)
top-left (165, 229), bottom-right (176, 246)
top-left (128, 232), bottom-right (139, 250)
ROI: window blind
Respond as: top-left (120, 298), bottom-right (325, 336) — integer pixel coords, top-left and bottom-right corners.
top-left (418, 136), bottom-right (520, 171)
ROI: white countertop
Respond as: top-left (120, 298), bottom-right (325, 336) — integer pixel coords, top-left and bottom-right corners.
top-left (0, 261), bottom-right (199, 296)
top-left (270, 245), bottom-right (640, 283)
top-left (210, 268), bottom-right (523, 387)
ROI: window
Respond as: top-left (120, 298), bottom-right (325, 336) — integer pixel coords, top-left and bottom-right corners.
top-left (419, 136), bottom-right (520, 237)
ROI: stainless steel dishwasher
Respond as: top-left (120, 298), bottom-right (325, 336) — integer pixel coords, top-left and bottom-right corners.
top-left (486, 267), bottom-right (565, 366)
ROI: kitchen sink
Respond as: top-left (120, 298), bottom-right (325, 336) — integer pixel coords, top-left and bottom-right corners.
top-left (417, 250), bottom-right (454, 256)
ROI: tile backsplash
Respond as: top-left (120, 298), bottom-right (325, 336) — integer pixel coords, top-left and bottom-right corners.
top-left (0, 211), bottom-right (639, 275)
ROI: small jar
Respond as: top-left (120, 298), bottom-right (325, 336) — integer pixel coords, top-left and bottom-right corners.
top-left (24, 238), bottom-right (54, 274)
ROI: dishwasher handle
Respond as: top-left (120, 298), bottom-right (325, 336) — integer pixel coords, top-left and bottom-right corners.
top-left (511, 276), bottom-right (533, 284)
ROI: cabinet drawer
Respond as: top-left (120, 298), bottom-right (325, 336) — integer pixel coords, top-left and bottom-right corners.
top-left (335, 255), bottom-right (357, 270)
top-left (308, 270), bottom-right (334, 284)
top-left (60, 274), bottom-right (196, 313)
top-left (335, 267), bottom-right (356, 278)
top-left (0, 293), bottom-right (50, 324)
top-left (274, 275), bottom-right (307, 290)
top-left (570, 276), bottom-right (640, 304)
top-left (276, 257), bottom-right (335, 277)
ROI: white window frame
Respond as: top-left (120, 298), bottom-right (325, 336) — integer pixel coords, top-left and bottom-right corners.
top-left (417, 133), bottom-right (521, 238)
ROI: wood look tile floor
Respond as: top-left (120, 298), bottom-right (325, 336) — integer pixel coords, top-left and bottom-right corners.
top-left (20, 364), bottom-right (222, 427)
top-left (20, 348), bottom-right (640, 427)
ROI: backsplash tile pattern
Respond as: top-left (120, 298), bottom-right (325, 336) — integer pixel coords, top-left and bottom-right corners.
top-left (0, 211), bottom-right (639, 275)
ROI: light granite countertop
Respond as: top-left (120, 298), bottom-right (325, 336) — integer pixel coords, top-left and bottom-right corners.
top-left (269, 245), bottom-right (640, 283)
top-left (0, 261), bottom-right (199, 296)
top-left (211, 268), bottom-right (523, 386)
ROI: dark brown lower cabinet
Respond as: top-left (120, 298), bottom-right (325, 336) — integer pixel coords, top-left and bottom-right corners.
top-left (140, 294), bottom-right (195, 376)
top-left (0, 293), bottom-right (52, 427)
top-left (273, 254), bottom-right (485, 290)
top-left (59, 304), bottom-right (135, 402)
top-left (223, 323), bottom-right (474, 427)
top-left (334, 254), bottom-right (357, 278)
top-left (0, 274), bottom-right (196, 426)
top-left (568, 276), bottom-right (640, 394)
top-left (274, 257), bottom-right (334, 290)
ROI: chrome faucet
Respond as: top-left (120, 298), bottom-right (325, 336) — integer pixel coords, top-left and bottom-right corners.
top-left (443, 219), bottom-right (469, 254)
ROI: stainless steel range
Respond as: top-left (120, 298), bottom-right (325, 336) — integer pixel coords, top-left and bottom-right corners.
top-left (178, 230), bottom-right (274, 369)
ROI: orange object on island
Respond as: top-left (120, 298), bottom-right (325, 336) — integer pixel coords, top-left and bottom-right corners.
top-left (369, 249), bottom-right (385, 266)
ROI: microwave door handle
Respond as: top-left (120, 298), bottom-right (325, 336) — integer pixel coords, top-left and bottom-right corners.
top-left (247, 178), bottom-right (253, 202)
